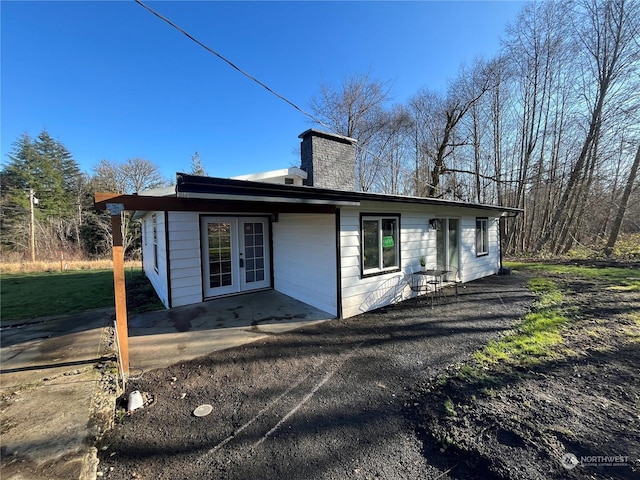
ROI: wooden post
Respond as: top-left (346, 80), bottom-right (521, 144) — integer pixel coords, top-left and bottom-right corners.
top-left (29, 189), bottom-right (36, 262)
top-left (108, 205), bottom-right (129, 375)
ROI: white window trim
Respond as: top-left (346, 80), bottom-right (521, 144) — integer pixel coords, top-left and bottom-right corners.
top-left (476, 217), bottom-right (489, 256)
top-left (361, 215), bottom-right (400, 276)
top-left (152, 214), bottom-right (159, 273)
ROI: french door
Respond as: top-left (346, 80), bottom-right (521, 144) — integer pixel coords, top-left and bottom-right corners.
top-left (201, 216), bottom-right (270, 298)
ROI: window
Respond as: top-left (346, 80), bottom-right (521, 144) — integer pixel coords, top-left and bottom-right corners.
top-left (476, 217), bottom-right (489, 256)
top-left (152, 214), bottom-right (159, 272)
top-left (284, 177), bottom-right (294, 185)
top-left (361, 215), bottom-right (400, 275)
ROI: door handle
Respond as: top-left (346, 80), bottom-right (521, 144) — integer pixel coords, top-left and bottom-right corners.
top-left (239, 258), bottom-right (244, 268)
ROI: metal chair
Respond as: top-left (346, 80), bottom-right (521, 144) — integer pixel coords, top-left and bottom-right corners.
top-left (425, 265), bottom-right (445, 306)
top-left (442, 266), bottom-right (462, 299)
top-left (407, 267), bottom-right (440, 308)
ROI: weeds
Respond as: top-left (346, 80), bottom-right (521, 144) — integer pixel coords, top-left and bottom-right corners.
top-left (0, 259), bottom-right (141, 274)
top-left (437, 432), bottom-right (456, 450)
top-left (479, 386), bottom-right (497, 398)
top-left (443, 397), bottom-right (457, 417)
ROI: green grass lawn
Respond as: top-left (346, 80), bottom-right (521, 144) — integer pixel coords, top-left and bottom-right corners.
top-left (1, 268), bottom-right (164, 323)
top-left (455, 261), bottom-right (640, 381)
top-left (506, 261), bottom-right (640, 290)
top-left (472, 276), bottom-right (568, 368)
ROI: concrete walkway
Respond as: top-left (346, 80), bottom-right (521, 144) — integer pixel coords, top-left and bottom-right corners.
top-left (0, 290), bottom-right (333, 479)
top-left (1, 310), bottom-right (112, 480)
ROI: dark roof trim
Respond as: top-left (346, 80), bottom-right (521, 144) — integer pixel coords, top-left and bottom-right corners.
top-left (95, 192), bottom-right (337, 215)
top-left (175, 173), bottom-right (523, 215)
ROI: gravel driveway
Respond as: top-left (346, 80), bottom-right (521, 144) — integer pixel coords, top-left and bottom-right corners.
top-left (98, 274), bottom-right (534, 479)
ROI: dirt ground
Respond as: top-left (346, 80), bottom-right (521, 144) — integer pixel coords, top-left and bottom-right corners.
top-left (96, 268), bottom-right (639, 479)
top-left (412, 265), bottom-right (640, 480)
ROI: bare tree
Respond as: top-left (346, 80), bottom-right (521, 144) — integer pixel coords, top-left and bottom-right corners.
top-left (91, 157), bottom-right (169, 258)
top-left (447, 57), bottom-right (509, 204)
top-left (408, 89), bottom-right (441, 197)
top-left (409, 61), bottom-right (495, 199)
top-left (301, 0), bottom-right (640, 258)
top-left (604, 144), bottom-right (640, 256)
top-left (498, 1), bottom-right (574, 253)
top-left (93, 158), bottom-right (168, 194)
top-left (309, 72), bottom-right (392, 191)
top-left (540, 0), bottom-right (640, 253)
top-left (370, 105), bottom-right (413, 194)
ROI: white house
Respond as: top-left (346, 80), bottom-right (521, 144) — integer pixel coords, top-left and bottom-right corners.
top-left (136, 129), bottom-right (520, 319)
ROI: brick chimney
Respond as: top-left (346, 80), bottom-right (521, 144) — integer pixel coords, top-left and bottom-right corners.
top-left (299, 129), bottom-right (357, 191)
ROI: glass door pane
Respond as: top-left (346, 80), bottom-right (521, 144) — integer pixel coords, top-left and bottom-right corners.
top-left (436, 219), bottom-right (446, 270)
top-left (240, 218), bottom-right (270, 291)
top-left (207, 222), bottom-right (233, 288)
top-left (448, 219), bottom-right (459, 271)
top-left (201, 217), bottom-right (239, 297)
top-left (435, 218), bottom-right (460, 275)
top-left (243, 221), bottom-right (265, 284)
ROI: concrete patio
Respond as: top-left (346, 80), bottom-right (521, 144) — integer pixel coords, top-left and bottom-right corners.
top-left (127, 290), bottom-right (335, 373)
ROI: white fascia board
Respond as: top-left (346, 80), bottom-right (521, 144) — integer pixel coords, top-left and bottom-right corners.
top-left (231, 167), bottom-right (308, 182)
top-left (286, 167), bottom-right (308, 179)
top-left (138, 185), bottom-right (176, 196)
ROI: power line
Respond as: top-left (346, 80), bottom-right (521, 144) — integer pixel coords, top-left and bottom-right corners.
top-left (133, 1), bottom-right (443, 196)
top-left (133, 0), bottom-right (331, 131)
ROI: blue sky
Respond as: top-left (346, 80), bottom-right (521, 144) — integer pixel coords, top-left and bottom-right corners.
top-left (1, 1), bottom-right (525, 181)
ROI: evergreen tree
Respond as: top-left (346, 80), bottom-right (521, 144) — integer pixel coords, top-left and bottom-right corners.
top-left (190, 151), bottom-right (207, 176)
top-left (1, 133), bottom-right (35, 251)
top-left (33, 130), bottom-right (82, 217)
top-left (1, 130), bottom-right (83, 257)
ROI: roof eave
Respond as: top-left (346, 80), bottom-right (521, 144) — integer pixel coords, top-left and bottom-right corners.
top-left (175, 172), bottom-right (522, 215)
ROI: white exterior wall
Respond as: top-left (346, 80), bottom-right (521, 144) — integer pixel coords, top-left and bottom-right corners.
top-left (142, 203), bottom-right (503, 317)
top-left (459, 215), bottom-right (501, 282)
top-left (167, 211), bottom-right (203, 307)
top-left (141, 212), bottom-right (169, 308)
top-left (339, 202), bottom-right (503, 319)
top-left (340, 203), bottom-right (434, 319)
top-left (273, 213), bottom-right (337, 316)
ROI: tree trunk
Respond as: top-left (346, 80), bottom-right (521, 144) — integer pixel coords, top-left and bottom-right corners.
top-left (604, 144), bottom-right (640, 257)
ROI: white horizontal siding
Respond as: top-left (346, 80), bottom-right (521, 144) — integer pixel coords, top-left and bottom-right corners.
top-left (168, 212), bottom-right (203, 307)
top-left (143, 203), bottom-right (504, 317)
top-left (340, 206), bottom-right (435, 319)
top-left (273, 213), bottom-right (337, 316)
top-left (141, 212), bottom-right (169, 308)
top-left (459, 216), bottom-right (500, 282)
top-left (170, 237), bottom-right (199, 249)
top-left (170, 257), bottom-right (201, 270)
top-left (169, 275), bottom-right (201, 289)
top-left (339, 202), bottom-right (503, 319)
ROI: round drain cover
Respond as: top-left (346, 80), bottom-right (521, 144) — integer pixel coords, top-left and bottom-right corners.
top-left (193, 404), bottom-right (213, 417)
